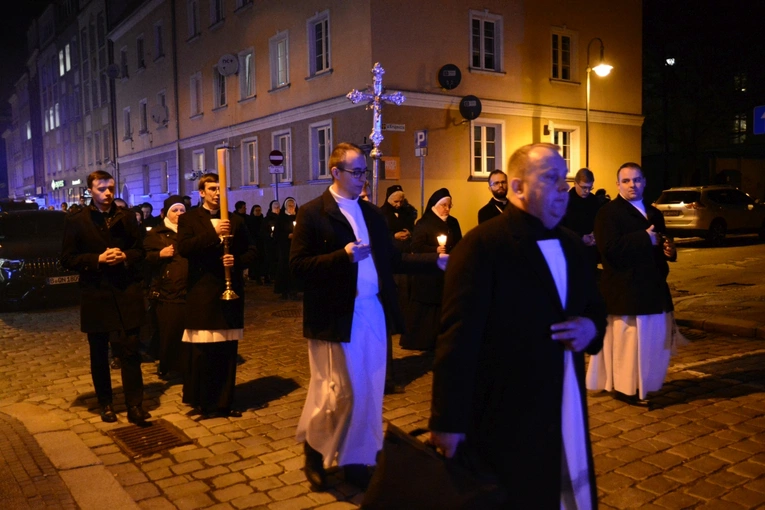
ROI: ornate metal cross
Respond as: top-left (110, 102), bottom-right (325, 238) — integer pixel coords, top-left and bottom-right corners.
top-left (347, 62), bottom-right (406, 205)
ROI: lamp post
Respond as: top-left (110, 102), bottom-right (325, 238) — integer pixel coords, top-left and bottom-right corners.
top-left (585, 37), bottom-right (613, 167)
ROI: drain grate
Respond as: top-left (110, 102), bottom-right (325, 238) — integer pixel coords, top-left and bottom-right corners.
top-left (106, 419), bottom-right (192, 459)
top-left (272, 309), bottom-right (302, 318)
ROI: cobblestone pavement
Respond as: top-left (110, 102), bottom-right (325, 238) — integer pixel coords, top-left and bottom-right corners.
top-left (1, 283), bottom-right (764, 509)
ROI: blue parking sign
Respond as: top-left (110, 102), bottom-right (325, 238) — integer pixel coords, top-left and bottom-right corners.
top-left (414, 130), bottom-right (428, 148)
top-left (754, 106), bottom-right (765, 135)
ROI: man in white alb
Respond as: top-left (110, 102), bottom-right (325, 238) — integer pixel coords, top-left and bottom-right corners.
top-left (430, 143), bottom-right (605, 509)
top-left (586, 162), bottom-right (677, 406)
top-left (290, 143), bottom-right (445, 490)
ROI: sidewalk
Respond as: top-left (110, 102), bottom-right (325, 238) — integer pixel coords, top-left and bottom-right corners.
top-left (1, 281), bottom-right (765, 509)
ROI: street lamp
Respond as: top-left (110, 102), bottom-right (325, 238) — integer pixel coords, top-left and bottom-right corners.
top-left (585, 37), bottom-right (613, 167)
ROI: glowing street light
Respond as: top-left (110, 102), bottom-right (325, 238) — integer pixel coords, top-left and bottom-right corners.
top-left (586, 38), bottom-right (613, 167)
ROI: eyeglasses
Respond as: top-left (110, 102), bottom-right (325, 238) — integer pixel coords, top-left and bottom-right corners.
top-left (337, 167), bottom-right (369, 180)
top-left (576, 183), bottom-right (594, 192)
top-left (489, 180), bottom-right (508, 188)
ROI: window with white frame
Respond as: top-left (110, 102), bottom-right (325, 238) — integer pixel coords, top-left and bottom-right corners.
top-left (210, 0), bottom-right (224, 25)
top-left (213, 66), bottom-right (227, 108)
top-left (192, 149), bottom-right (205, 172)
top-left (470, 121), bottom-right (503, 177)
top-left (123, 107), bottom-right (132, 140)
top-left (269, 31), bottom-right (289, 89)
top-left (65, 44), bottom-right (71, 71)
top-left (188, 0), bottom-right (200, 38)
top-left (551, 28), bottom-right (577, 81)
top-left (732, 113), bottom-right (747, 144)
top-left (553, 130), bottom-right (572, 170)
top-left (190, 72), bottom-right (202, 116)
top-left (154, 22), bottom-right (164, 58)
top-left (238, 49), bottom-right (255, 99)
top-left (136, 36), bottom-right (145, 69)
top-left (139, 99), bottom-right (148, 133)
top-left (272, 130), bottom-right (292, 182)
top-left (242, 138), bottom-right (259, 185)
top-left (59, 50), bottom-right (65, 76)
top-left (54, 103), bottom-right (60, 128)
top-left (309, 121), bottom-right (332, 179)
top-left (307, 11), bottom-right (330, 76)
top-left (550, 124), bottom-right (580, 175)
top-left (469, 10), bottom-right (502, 72)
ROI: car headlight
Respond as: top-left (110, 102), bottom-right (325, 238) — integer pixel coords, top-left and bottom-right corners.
top-left (0, 259), bottom-right (23, 270)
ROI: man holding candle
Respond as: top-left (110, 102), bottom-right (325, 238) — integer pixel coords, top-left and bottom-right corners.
top-left (290, 142), bottom-right (447, 491)
top-left (177, 173), bottom-right (255, 418)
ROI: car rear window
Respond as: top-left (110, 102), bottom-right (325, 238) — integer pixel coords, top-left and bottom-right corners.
top-left (655, 191), bottom-right (700, 205)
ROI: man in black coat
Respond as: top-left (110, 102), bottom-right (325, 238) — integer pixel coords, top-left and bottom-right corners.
top-left (290, 143), bottom-right (446, 491)
top-left (477, 169), bottom-right (509, 224)
top-left (61, 170), bottom-right (148, 425)
top-left (430, 143), bottom-right (606, 509)
top-left (586, 162), bottom-right (677, 406)
top-left (177, 173), bottom-right (255, 418)
top-left (561, 168), bottom-right (602, 267)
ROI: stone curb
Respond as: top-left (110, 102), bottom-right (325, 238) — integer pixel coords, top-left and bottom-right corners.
top-left (1, 402), bottom-right (139, 510)
top-left (675, 313), bottom-right (765, 339)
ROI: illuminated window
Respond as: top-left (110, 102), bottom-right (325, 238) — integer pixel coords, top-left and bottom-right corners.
top-left (471, 121), bottom-right (504, 177)
top-left (732, 113), bottom-right (747, 144)
top-left (269, 31), bottom-right (289, 89)
top-left (734, 73), bottom-right (747, 92)
top-left (239, 49), bottom-right (255, 99)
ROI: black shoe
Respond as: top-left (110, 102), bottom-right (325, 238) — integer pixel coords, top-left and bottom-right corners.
top-left (141, 408), bottom-right (152, 419)
top-left (100, 404), bottom-right (117, 423)
top-left (344, 463), bottom-right (373, 490)
top-left (614, 391), bottom-right (651, 407)
top-left (304, 442), bottom-right (327, 490)
top-left (127, 406), bottom-right (149, 426)
top-left (384, 382), bottom-right (406, 395)
top-left (109, 358), bottom-right (121, 370)
top-left (185, 407), bottom-right (202, 417)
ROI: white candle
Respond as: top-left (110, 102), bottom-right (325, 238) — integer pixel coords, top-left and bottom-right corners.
top-left (437, 234), bottom-right (447, 246)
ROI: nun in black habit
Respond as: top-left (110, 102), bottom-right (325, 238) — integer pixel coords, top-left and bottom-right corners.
top-left (401, 188), bottom-right (462, 350)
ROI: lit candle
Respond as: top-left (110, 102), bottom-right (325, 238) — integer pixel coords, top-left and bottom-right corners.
top-left (217, 148), bottom-right (228, 221)
top-left (437, 234), bottom-right (447, 246)
top-left (293, 221), bottom-right (296, 227)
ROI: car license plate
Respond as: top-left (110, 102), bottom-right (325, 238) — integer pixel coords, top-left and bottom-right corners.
top-left (663, 210), bottom-right (681, 217)
top-left (46, 275), bottom-right (79, 285)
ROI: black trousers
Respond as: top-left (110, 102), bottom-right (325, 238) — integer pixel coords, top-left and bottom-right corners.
top-left (87, 328), bottom-right (144, 407)
top-left (156, 302), bottom-right (185, 374)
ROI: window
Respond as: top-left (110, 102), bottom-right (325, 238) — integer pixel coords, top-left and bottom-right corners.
top-left (307, 11), bottom-right (330, 76)
top-left (210, 0), bottom-right (224, 25)
top-left (734, 73), bottom-right (747, 92)
top-left (142, 165), bottom-right (150, 195)
top-left (238, 49), bottom-right (255, 99)
top-left (136, 36), bottom-right (145, 69)
top-left (188, 0), bottom-right (200, 38)
top-left (551, 28), bottom-right (577, 81)
top-left (159, 162), bottom-right (168, 193)
top-left (158, 90), bottom-right (166, 108)
top-left (65, 44), bottom-right (71, 71)
top-left (94, 131), bottom-right (101, 163)
top-left (100, 74), bottom-right (108, 106)
top-left (190, 72), bottom-right (202, 116)
top-left (102, 128), bottom-right (110, 161)
top-left (470, 121), bottom-right (504, 177)
top-left (154, 22), bottom-right (164, 59)
top-left (59, 50), bottom-right (65, 76)
top-left (550, 124), bottom-right (580, 175)
top-left (139, 99), bottom-right (148, 133)
top-left (470, 10), bottom-right (502, 72)
top-left (123, 107), bottom-right (132, 140)
top-left (193, 149), bottom-right (205, 173)
top-left (54, 103), bottom-right (60, 128)
top-left (80, 28), bottom-right (88, 62)
top-left (272, 130), bottom-right (292, 182)
top-left (71, 38), bottom-right (78, 69)
top-left (120, 47), bottom-right (128, 78)
top-left (213, 66), bottom-right (227, 108)
top-left (242, 138), bottom-right (259, 185)
top-left (269, 31), bottom-right (289, 89)
top-left (309, 121), bottom-right (332, 179)
top-left (26, 121), bottom-right (31, 140)
top-left (732, 113), bottom-right (747, 144)
top-left (553, 130), bottom-right (572, 170)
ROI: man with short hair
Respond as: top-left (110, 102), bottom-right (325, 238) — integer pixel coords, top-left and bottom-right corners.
top-left (177, 173), bottom-right (255, 418)
top-left (561, 168), bottom-right (602, 267)
top-left (60, 202), bottom-right (68, 212)
top-left (291, 142), bottom-right (446, 490)
top-left (477, 169), bottom-right (509, 224)
top-left (234, 200), bottom-right (247, 217)
top-left (586, 162), bottom-right (677, 406)
top-left (61, 170), bottom-right (149, 425)
top-left (430, 143), bottom-right (605, 509)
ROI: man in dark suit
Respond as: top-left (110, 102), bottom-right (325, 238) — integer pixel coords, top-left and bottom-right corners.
top-left (586, 162), bottom-right (677, 406)
top-left (61, 170), bottom-right (148, 425)
top-left (477, 169), bottom-right (509, 224)
top-left (430, 143), bottom-right (605, 509)
top-left (561, 168), bottom-right (602, 268)
top-left (290, 143), bottom-right (446, 491)
top-left (177, 173), bottom-right (255, 419)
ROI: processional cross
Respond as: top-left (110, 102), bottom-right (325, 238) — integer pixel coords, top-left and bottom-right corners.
top-left (347, 62), bottom-right (406, 205)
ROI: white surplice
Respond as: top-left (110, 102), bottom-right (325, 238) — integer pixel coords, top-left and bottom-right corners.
top-left (537, 240), bottom-right (592, 510)
top-left (295, 190), bottom-right (387, 467)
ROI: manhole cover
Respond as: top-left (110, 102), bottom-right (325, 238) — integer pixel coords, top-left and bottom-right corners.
top-left (272, 309), bottom-right (302, 318)
top-left (106, 419), bottom-right (191, 459)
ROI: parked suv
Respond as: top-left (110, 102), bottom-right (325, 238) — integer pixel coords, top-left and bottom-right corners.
top-left (0, 210), bottom-right (80, 310)
top-left (653, 185), bottom-right (765, 245)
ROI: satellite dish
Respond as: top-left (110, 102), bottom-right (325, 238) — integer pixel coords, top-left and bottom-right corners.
top-left (217, 54), bottom-right (239, 76)
top-left (459, 95), bottom-right (482, 121)
top-left (438, 64), bottom-right (462, 90)
top-left (105, 64), bottom-right (121, 79)
top-left (150, 104), bottom-right (169, 125)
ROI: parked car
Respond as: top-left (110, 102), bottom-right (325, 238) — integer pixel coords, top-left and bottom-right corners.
top-left (653, 185), bottom-right (765, 245)
top-left (0, 210), bottom-right (80, 311)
